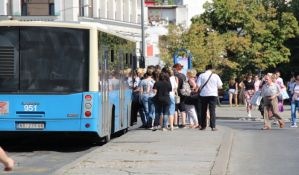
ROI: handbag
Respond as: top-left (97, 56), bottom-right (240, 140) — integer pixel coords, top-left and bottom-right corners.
top-left (250, 91), bottom-right (262, 106)
top-left (280, 89), bottom-right (289, 100)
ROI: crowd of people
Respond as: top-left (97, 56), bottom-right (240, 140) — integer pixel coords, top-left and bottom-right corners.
top-left (1, 65), bottom-right (297, 171)
top-left (129, 63), bottom-right (223, 131)
top-left (227, 70), bottom-right (299, 129)
top-left (129, 63), bottom-right (299, 131)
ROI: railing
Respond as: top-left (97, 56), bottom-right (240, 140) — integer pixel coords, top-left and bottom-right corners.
top-left (0, 15), bottom-right (58, 21)
top-left (79, 17), bottom-right (144, 30)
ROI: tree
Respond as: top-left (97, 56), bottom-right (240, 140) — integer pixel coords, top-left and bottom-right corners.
top-left (193, 0), bottom-right (299, 75)
top-left (291, 0), bottom-right (299, 21)
top-left (159, 24), bottom-right (186, 65)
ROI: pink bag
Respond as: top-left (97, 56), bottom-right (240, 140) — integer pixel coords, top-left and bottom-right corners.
top-left (278, 101), bottom-right (284, 112)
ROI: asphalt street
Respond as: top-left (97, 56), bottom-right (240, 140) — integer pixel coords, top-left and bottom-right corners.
top-left (1, 104), bottom-right (297, 175)
top-left (219, 120), bottom-right (299, 175)
top-left (0, 133), bottom-right (99, 175)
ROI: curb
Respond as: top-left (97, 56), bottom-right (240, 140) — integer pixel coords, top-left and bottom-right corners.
top-left (217, 117), bottom-right (242, 120)
top-left (51, 127), bottom-right (139, 175)
top-left (51, 145), bottom-right (103, 175)
top-left (210, 126), bottom-right (234, 175)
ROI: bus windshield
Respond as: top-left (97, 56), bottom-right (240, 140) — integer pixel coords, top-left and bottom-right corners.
top-left (0, 26), bottom-right (89, 93)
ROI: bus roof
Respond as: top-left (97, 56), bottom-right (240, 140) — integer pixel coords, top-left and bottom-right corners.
top-left (0, 20), bottom-right (137, 42)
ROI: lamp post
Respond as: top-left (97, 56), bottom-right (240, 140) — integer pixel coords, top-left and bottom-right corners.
top-left (140, 0), bottom-right (145, 68)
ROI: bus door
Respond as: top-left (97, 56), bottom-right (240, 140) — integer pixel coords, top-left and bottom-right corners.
top-left (108, 49), bottom-right (120, 132)
top-left (118, 50), bottom-right (125, 129)
top-left (100, 47), bottom-right (110, 136)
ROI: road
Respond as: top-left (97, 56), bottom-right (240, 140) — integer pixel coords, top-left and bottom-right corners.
top-left (1, 113), bottom-right (298, 175)
top-left (219, 120), bottom-right (299, 175)
top-left (0, 133), bottom-right (99, 175)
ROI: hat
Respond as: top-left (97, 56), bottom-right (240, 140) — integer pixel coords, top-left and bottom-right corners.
top-left (173, 63), bottom-right (184, 70)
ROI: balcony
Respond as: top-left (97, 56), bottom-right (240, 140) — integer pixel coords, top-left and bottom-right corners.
top-left (0, 15), bottom-right (58, 21)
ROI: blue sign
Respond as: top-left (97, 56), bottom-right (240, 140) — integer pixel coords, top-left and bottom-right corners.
top-left (173, 48), bottom-right (192, 75)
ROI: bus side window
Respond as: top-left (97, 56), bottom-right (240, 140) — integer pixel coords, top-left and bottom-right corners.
top-left (111, 50), bottom-right (114, 63)
top-left (129, 54), bottom-right (132, 67)
top-left (125, 53), bottom-right (129, 65)
top-left (133, 55), bottom-right (137, 70)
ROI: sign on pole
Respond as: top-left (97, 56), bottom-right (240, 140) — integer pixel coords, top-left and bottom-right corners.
top-left (173, 48), bottom-right (192, 75)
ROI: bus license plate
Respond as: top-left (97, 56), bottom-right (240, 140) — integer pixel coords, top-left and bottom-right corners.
top-left (16, 122), bottom-right (45, 129)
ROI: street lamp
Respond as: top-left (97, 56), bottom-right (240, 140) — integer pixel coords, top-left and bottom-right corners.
top-left (141, 0), bottom-right (145, 68)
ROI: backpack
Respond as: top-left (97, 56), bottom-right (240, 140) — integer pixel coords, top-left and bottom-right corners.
top-left (180, 80), bottom-right (192, 96)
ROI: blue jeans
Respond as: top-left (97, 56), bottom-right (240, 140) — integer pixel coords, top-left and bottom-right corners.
top-left (169, 95), bottom-right (175, 116)
top-left (291, 100), bottom-right (299, 125)
top-left (138, 103), bottom-right (147, 126)
top-left (141, 94), bottom-right (155, 127)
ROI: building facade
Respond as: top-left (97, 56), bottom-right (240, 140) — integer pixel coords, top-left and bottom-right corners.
top-left (0, 0), bottom-right (209, 67)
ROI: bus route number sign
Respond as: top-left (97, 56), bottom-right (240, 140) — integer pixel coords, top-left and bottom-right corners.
top-left (23, 105), bottom-right (38, 112)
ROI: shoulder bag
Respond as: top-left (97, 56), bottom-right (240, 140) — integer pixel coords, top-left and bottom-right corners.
top-left (198, 73), bottom-right (213, 94)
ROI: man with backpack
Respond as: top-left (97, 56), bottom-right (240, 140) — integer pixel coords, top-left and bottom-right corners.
top-left (173, 63), bottom-right (187, 128)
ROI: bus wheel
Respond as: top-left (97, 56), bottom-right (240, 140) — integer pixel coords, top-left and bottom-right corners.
top-left (123, 128), bottom-right (128, 134)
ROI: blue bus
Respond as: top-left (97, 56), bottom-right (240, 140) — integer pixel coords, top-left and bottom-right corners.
top-left (0, 20), bottom-right (137, 142)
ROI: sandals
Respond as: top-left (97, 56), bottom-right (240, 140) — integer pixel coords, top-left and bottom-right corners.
top-left (278, 120), bottom-right (285, 128)
top-left (261, 126), bottom-right (271, 130)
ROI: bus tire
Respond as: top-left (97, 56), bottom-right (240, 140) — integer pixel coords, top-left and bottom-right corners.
top-left (111, 105), bottom-right (115, 134)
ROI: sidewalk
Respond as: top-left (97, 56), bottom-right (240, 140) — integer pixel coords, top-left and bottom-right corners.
top-left (53, 126), bottom-right (233, 175)
top-left (52, 104), bottom-right (291, 175)
top-left (216, 104), bottom-right (291, 121)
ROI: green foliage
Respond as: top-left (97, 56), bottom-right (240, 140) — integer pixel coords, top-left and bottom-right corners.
top-left (159, 0), bottom-right (299, 80)
top-left (195, 0), bottom-right (298, 75)
top-left (159, 24), bottom-right (187, 65)
top-left (292, 0), bottom-right (299, 21)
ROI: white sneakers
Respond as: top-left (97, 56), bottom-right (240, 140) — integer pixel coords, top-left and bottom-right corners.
top-left (290, 124), bottom-right (298, 128)
top-left (247, 111), bottom-right (252, 118)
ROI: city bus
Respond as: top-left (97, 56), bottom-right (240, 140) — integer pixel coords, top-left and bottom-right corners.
top-left (0, 20), bottom-right (137, 142)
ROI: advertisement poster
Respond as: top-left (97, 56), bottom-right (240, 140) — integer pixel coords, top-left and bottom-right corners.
top-left (0, 102), bottom-right (9, 115)
top-left (176, 56), bottom-right (189, 75)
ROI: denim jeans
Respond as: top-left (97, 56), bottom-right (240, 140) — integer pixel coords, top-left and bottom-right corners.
top-left (291, 100), bottom-right (299, 125)
top-left (141, 94), bottom-right (155, 127)
top-left (138, 103), bottom-right (147, 126)
top-left (169, 95), bottom-right (175, 116)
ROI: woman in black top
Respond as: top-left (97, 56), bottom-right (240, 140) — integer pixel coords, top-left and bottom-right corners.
top-left (228, 77), bottom-right (239, 107)
top-left (243, 74), bottom-right (255, 118)
top-left (153, 72), bottom-right (172, 131)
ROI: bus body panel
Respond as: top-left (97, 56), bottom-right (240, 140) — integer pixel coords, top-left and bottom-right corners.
top-left (0, 92), bottom-right (100, 133)
top-left (0, 21), bottom-right (136, 139)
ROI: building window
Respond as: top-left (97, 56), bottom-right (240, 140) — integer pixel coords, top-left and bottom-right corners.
top-left (79, 0), bottom-right (93, 17)
top-left (21, 0), bottom-right (55, 16)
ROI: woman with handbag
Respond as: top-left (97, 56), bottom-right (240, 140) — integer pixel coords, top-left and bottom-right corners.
top-left (261, 73), bottom-right (285, 130)
top-left (162, 67), bottom-right (178, 131)
top-left (185, 69), bottom-right (199, 128)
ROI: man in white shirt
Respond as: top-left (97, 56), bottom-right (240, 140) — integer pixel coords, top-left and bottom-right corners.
top-left (196, 64), bottom-right (223, 131)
